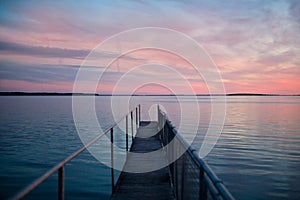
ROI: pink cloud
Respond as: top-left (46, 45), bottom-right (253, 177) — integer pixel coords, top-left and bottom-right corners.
top-left (0, 1), bottom-right (299, 94)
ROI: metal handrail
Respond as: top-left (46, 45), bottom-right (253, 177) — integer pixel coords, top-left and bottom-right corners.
top-left (9, 105), bottom-right (141, 200)
top-left (158, 106), bottom-right (235, 200)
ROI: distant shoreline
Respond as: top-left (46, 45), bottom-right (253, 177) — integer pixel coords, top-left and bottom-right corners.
top-left (0, 92), bottom-right (299, 96)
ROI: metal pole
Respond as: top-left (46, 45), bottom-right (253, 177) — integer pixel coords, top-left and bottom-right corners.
top-left (158, 106), bottom-right (161, 141)
top-left (58, 166), bottom-right (64, 200)
top-left (135, 107), bottom-right (138, 129)
top-left (126, 115), bottom-right (128, 152)
top-left (162, 114), bottom-right (165, 145)
top-left (110, 128), bottom-right (115, 193)
top-left (171, 134), bottom-right (175, 183)
top-left (166, 122), bottom-right (169, 155)
top-left (131, 111), bottom-right (134, 140)
top-left (175, 155), bottom-right (178, 198)
top-left (157, 104), bottom-right (160, 128)
top-left (181, 153), bottom-right (186, 200)
top-left (200, 166), bottom-right (207, 200)
top-left (138, 104), bottom-right (141, 124)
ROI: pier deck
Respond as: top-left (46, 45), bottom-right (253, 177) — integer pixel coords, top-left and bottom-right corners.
top-left (110, 121), bottom-right (172, 200)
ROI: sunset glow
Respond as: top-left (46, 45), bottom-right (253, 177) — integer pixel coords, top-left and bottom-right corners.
top-left (0, 0), bottom-right (299, 94)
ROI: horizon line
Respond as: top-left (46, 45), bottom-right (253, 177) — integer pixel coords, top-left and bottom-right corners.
top-left (0, 92), bottom-right (299, 96)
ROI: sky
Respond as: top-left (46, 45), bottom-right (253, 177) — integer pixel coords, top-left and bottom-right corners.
top-left (0, 0), bottom-right (299, 94)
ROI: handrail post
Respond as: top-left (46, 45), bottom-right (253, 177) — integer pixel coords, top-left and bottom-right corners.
top-left (58, 166), bottom-right (64, 200)
top-left (181, 153), bottom-right (186, 200)
top-left (138, 104), bottom-right (141, 124)
top-left (175, 151), bottom-right (178, 198)
top-left (200, 166), bottom-right (207, 200)
top-left (162, 113), bottom-right (165, 145)
top-left (135, 107), bottom-right (138, 129)
top-left (131, 111), bottom-right (134, 140)
top-left (157, 104), bottom-right (160, 128)
top-left (110, 128), bottom-right (115, 193)
top-left (158, 105), bottom-right (162, 142)
top-left (126, 115), bottom-right (128, 152)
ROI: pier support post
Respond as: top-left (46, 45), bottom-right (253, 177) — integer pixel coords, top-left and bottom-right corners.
top-left (136, 107), bottom-right (138, 130)
top-left (200, 166), bottom-right (207, 200)
top-left (181, 153), bottom-right (186, 200)
top-left (131, 111), bottom-right (134, 140)
top-left (138, 104), bottom-right (141, 124)
top-left (126, 115), bottom-right (128, 152)
top-left (58, 166), bottom-right (64, 200)
top-left (110, 128), bottom-right (115, 192)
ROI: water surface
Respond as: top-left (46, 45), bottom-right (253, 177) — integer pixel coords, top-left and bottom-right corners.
top-left (0, 96), bottom-right (299, 199)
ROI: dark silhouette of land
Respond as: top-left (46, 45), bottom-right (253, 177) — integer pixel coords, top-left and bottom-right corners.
top-left (0, 92), bottom-right (99, 96)
top-left (0, 92), bottom-right (299, 96)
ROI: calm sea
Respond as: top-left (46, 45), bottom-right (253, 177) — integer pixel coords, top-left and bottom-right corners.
top-left (0, 96), bottom-right (299, 199)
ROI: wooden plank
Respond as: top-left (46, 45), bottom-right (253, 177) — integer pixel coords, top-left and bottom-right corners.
top-left (110, 121), bottom-right (172, 200)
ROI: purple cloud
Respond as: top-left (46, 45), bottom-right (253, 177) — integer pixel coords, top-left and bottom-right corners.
top-left (0, 41), bottom-right (89, 59)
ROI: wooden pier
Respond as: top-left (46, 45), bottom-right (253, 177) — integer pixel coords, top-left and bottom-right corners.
top-left (10, 105), bottom-right (234, 200)
top-left (111, 121), bottom-right (172, 200)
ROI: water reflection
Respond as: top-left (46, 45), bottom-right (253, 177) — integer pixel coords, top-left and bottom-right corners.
top-left (0, 96), bottom-right (299, 199)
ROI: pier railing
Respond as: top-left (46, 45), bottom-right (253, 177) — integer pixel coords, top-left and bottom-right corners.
top-left (10, 105), bottom-right (141, 200)
top-left (158, 106), bottom-right (235, 200)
